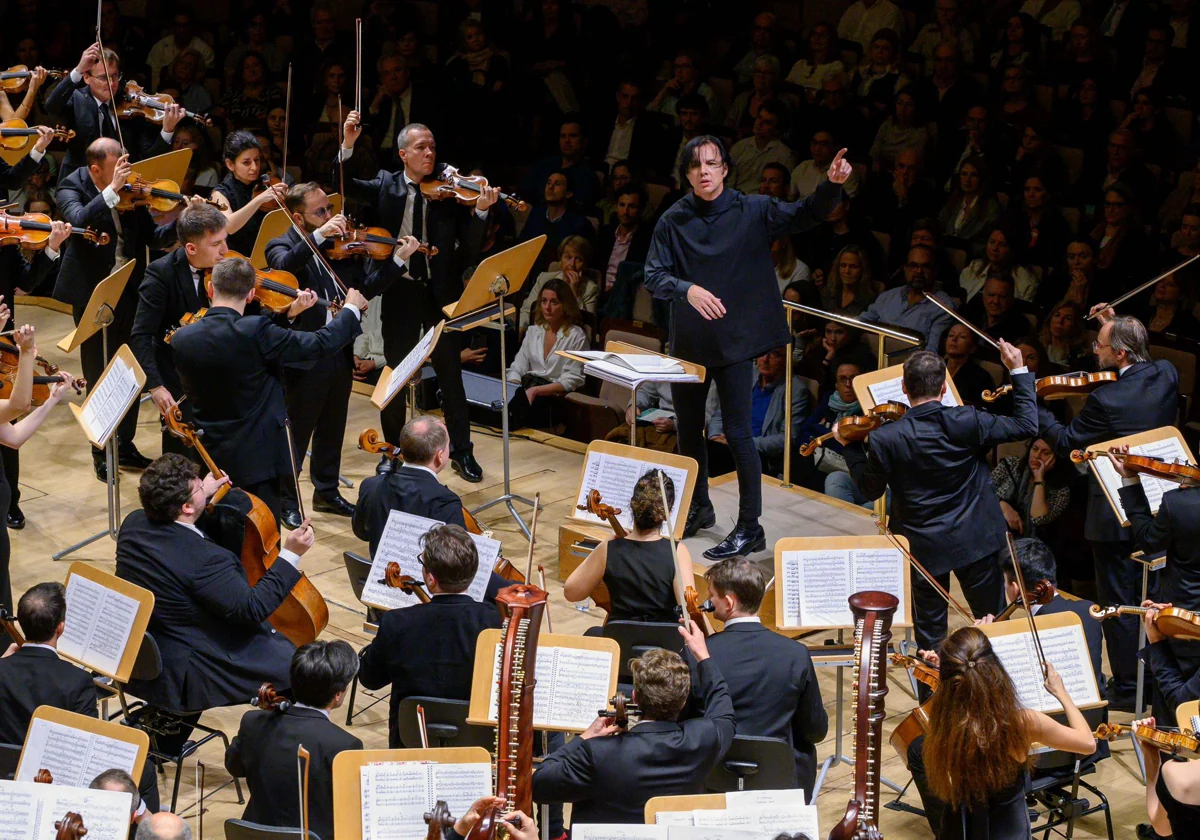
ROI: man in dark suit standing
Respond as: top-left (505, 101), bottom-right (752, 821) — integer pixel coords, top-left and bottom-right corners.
top-left (116, 454), bottom-right (315, 712)
top-left (1039, 310), bottom-right (1179, 710)
top-left (44, 43), bottom-right (181, 185)
top-left (534, 622), bottom-right (735, 824)
top-left (266, 182), bottom-right (411, 526)
top-left (170, 258), bottom-right (367, 520)
top-left (357, 524), bottom-right (503, 747)
top-left (226, 640), bottom-right (363, 840)
top-left (131, 204), bottom-right (228, 458)
top-left (55, 138), bottom-right (182, 480)
top-left (843, 344), bottom-right (1037, 655)
top-left (339, 114), bottom-right (499, 483)
top-left (690, 557), bottom-right (826, 798)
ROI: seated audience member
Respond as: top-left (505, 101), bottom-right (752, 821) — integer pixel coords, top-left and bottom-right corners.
top-left (159, 49), bottom-right (212, 117)
top-left (938, 156), bottom-right (1003, 258)
top-left (596, 183), bottom-right (651, 298)
top-left (957, 226), bottom-right (1039, 304)
top-left (135, 812), bottom-right (192, 840)
top-left (943, 323), bottom-right (998, 407)
top-left (1003, 125), bottom-right (1067, 198)
top-left (226, 641), bottom-right (363, 840)
top-left (444, 20), bottom-right (512, 157)
top-left (564, 470), bottom-right (694, 621)
top-left (170, 124), bottom-right (220, 189)
top-left (772, 235), bottom-right (811, 291)
top-left (991, 440), bottom-right (1072, 540)
top-left (358, 524), bottom-right (504, 747)
top-left (811, 73), bottom-right (871, 160)
top-left (522, 236), bottom-right (601, 332)
top-left (1036, 239), bottom-right (1101, 313)
top-left (885, 217), bottom-right (957, 290)
top-left (1142, 271), bottom-right (1200, 341)
top-left (306, 59), bottom-right (351, 130)
top-left (1160, 167), bottom-right (1200, 233)
top-left (595, 161), bottom-right (636, 226)
top-left (115, 455), bottom-right (314, 712)
top-left (797, 319), bottom-right (876, 395)
top-left (218, 51), bottom-right (284, 130)
top-left (647, 48), bottom-right (719, 125)
top-left (1084, 129), bottom-right (1157, 213)
top-left (862, 148), bottom-right (938, 233)
top-left (507, 279), bottom-right (587, 427)
top-left (995, 66), bottom-right (1044, 134)
top-left (519, 116), bottom-right (599, 210)
top-left (852, 28), bottom-right (910, 128)
top-left (1008, 175), bottom-right (1070, 272)
top-left (837, 0), bottom-right (904, 55)
top-left (90, 769), bottom-right (145, 832)
top-left (990, 13), bottom-right (1039, 77)
top-left (729, 100), bottom-right (796, 194)
top-left (352, 298), bottom-right (386, 386)
top-left (605, 380), bottom-right (677, 452)
top-left (911, 0), bottom-right (975, 68)
top-left (727, 56), bottom-right (784, 140)
top-left (821, 244), bottom-right (884, 316)
top-left (785, 22), bottom-right (845, 103)
top-left (1089, 183), bottom-right (1149, 297)
top-left (760, 161), bottom-right (790, 199)
top-left (694, 557), bottom-right (828, 797)
top-left (911, 42), bottom-right (983, 146)
top-left (729, 12), bottom-right (787, 89)
top-left (1039, 301), bottom-right (1091, 371)
top-left (709, 347), bottom-right (812, 479)
top-left (597, 81), bottom-right (662, 175)
top-left (518, 172), bottom-right (595, 273)
top-left (861, 245), bottom-right (957, 351)
top-left (790, 130), bottom-right (860, 200)
top-left (664, 95), bottom-right (711, 189)
top-left (935, 106), bottom-right (1002, 193)
top-left (223, 12), bottom-right (285, 89)
top-left (795, 358), bottom-right (870, 491)
top-left (964, 275), bottom-right (1034, 346)
top-left (533, 624), bottom-right (735, 824)
top-left (795, 195), bottom-right (885, 280)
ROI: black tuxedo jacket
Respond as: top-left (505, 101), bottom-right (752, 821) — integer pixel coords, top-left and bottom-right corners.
top-left (43, 74), bottom-right (171, 184)
top-left (596, 113), bottom-right (666, 174)
top-left (0, 646), bottom-right (97, 744)
top-left (52, 166), bottom-right (177, 311)
top-left (534, 657), bottom-right (737, 824)
top-left (352, 465), bottom-right (467, 557)
top-left (1120, 483), bottom-right (1200, 610)
top-left (1039, 360), bottom-right (1179, 542)
top-left (131, 247), bottom-right (207, 394)
top-left (0, 247), bottom-right (56, 325)
top-left (688, 622), bottom-right (826, 796)
top-left (365, 84), bottom-right (436, 156)
top-left (226, 705), bottom-right (362, 840)
top-left (357, 593), bottom-right (502, 747)
top-left (170, 306), bottom-right (361, 486)
top-left (115, 509), bottom-right (298, 711)
top-left (0, 152), bottom-right (44, 192)
top-left (845, 372), bottom-right (1038, 575)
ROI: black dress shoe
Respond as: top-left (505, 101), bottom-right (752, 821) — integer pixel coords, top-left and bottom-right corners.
top-left (117, 446), bottom-right (152, 469)
top-left (7, 507), bottom-right (24, 530)
top-left (451, 452), bottom-right (483, 483)
top-left (376, 454), bottom-right (395, 476)
top-left (703, 523), bottom-right (767, 560)
top-left (93, 459), bottom-right (108, 482)
top-left (683, 501), bottom-right (716, 537)
top-left (281, 508), bottom-right (303, 529)
top-left (312, 492), bottom-right (356, 517)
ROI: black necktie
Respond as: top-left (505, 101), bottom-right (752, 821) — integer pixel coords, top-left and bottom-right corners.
top-left (99, 102), bottom-right (114, 138)
top-left (410, 188), bottom-right (427, 281)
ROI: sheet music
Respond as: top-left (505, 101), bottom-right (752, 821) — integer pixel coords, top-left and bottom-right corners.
top-left (572, 826), bottom-right (666, 840)
top-left (667, 830), bottom-right (762, 840)
top-left (573, 351), bottom-right (685, 374)
top-left (360, 510), bottom-right (501, 610)
top-left (487, 644), bottom-right (614, 730)
top-left (724, 789), bottom-right (807, 810)
top-left (693, 809), bottom-right (755, 827)
top-left (688, 805), bottom-right (818, 837)
top-left (781, 548), bottom-right (906, 628)
top-left (359, 761), bottom-right (490, 840)
top-left (0, 781), bottom-right (132, 840)
top-left (986, 621), bottom-right (1098, 713)
top-left (80, 356), bottom-right (140, 446)
top-left (581, 358), bottom-right (700, 389)
top-left (17, 719), bottom-right (139, 788)
top-left (867, 376), bottom-right (958, 408)
top-left (429, 763), bottom-right (492, 817)
top-left (575, 451), bottom-right (690, 532)
top-left (654, 811), bottom-right (695, 826)
top-left (1091, 436), bottom-right (1191, 523)
top-left (58, 574), bottom-right (139, 676)
top-left (380, 325), bottom-right (438, 408)
top-left (851, 549), bottom-right (908, 625)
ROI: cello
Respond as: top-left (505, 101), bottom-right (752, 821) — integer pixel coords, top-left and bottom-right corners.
top-left (253, 682), bottom-right (292, 712)
top-left (0, 606), bottom-right (24, 646)
top-left (163, 406), bottom-right (329, 646)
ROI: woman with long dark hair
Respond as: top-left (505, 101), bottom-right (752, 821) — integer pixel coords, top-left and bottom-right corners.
top-left (991, 437), bottom-right (1072, 539)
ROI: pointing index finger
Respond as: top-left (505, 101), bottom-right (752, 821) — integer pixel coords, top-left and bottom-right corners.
top-left (832, 148), bottom-right (848, 166)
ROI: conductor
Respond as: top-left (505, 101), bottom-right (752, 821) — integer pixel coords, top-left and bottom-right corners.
top-left (645, 136), bottom-right (851, 559)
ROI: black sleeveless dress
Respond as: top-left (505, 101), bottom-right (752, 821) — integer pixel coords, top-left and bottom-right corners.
top-left (1158, 762), bottom-right (1200, 835)
top-left (602, 537), bottom-right (678, 623)
top-left (940, 769), bottom-right (1032, 840)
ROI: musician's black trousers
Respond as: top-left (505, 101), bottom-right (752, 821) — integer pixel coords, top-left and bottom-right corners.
top-left (2, 440), bottom-right (18, 511)
top-left (282, 353), bottom-right (352, 505)
top-left (73, 301), bottom-right (139, 460)
top-left (1092, 538), bottom-right (1148, 698)
top-left (672, 360), bottom-right (761, 527)
top-left (912, 551), bottom-right (1006, 669)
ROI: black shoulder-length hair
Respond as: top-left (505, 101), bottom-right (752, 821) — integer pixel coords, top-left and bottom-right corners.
top-left (678, 134), bottom-right (731, 190)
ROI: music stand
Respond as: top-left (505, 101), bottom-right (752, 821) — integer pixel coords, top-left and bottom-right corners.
top-left (443, 236), bottom-right (545, 540)
top-left (370, 320), bottom-right (445, 426)
top-left (55, 263), bottom-right (139, 560)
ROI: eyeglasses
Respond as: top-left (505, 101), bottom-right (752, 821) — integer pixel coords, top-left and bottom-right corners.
top-left (416, 552), bottom-right (426, 567)
top-left (1092, 340), bottom-right (1111, 351)
top-left (835, 375), bottom-right (855, 384)
top-left (308, 205), bottom-right (334, 218)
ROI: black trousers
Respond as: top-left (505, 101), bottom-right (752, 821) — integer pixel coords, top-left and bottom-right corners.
top-left (1091, 538), bottom-right (1145, 697)
top-left (673, 360), bottom-right (761, 527)
top-left (242, 478), bottom-right (283, 526)
top-left (912, 551), bottom-right (1007, 656)
top-left (2, 439), bottom-right (17, 511)
top-left (73, 300), bottom-right (139, 460)
top-left (282, 353), bottom-right (352, 505)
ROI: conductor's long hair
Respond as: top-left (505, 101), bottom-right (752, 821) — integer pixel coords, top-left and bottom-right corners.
top-left (923, 627), bottom-right (1032, 809)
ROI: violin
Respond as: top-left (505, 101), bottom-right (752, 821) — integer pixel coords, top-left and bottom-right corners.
top-left (425, 802), bottom-right (455, 840)
top-left (1071, 448), bottom-right (1200, 487)
top-left (252, 681), bottom-right (291, 712)
top-left (252, 174), bottom-right (284, 212)
top-left (889, 652), bottom-right (938, 767)
top-left (205, 251), bottom-right (340, 316)
top-left (116, 174), bottom-right (220, 213)
top-left (890, 652), bottom-right (941, 692)
top-left (0, 606), bottom-right (24, 646)
top-left (0, 66), bottom-right (65, 93)
top-left (0, 371), bottom-right (85, 406)
top-left (996, 579), bottom-right (1055, 621)
top-left (982, 371), bottom-right (1118, 403)
top-left (799, 401), bottom-right (907, 457)
top-left (681, 586), bottom-right (715, 631)
top-left (420, 164), bottom-right (528, 212)
top-left (382, 562), bottom-right (431, 603)
top-left (162, 309), bottom-right (207, 344)
top-left (1094, 722), bottom-right (1200, 760)
top-left (117, 80), bottom-right (212, 126)
top-left (0, 210), bottom-right (109, 249)
top-left (0, 339), bottom-right (70, 384)
top-left (598, 691), bottom-right (641, 729)
top-left (328, 225), bottom-right (439, 260)
top-left (577, 489), bottom-right (627, 539)
top-left (54, 812), bottom-right (87, 840)
top-left (0, 119), bottom-right (73, 152)
top-left (1089, 603), bottom-right (1200, 641)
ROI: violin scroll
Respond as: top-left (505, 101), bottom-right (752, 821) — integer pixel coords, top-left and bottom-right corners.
top-left (54, 812), bottom-right (87, 840)
top-left (424, 801), bottom-right (455, 840)
top-left (252, 682), bottom-right (291, 712)
top-left (382, 562), bottom-right (431, 603)
top-left (1089, 604), bottom-right (1119, 620)
top-left (598, 691), bottom-right (640, 729)
top-left (34, 768), bottom-right (53, 784)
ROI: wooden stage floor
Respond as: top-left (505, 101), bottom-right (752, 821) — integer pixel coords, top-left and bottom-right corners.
top-left (9, 304), bottom-right (1148, 838)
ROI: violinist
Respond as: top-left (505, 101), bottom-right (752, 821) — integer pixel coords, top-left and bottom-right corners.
top-left (339, 113), bottom-right (499, 484)
top-left (225, 641), bottom-right (363, 840)
top-left (357, 524), bottom-right (503, 748)
top-left (131, 204), bottom-right (228, 457)
top-left (1038, 310), bottom-right (1179, 711)
top-left (1140, 714), bottom-right (1200, 838)
top-left (0, 124), bottom-right (59, 191)
top-left (266, 183), bottom-right (411, 526)
top-left (44, 44), bottom-right (182, 185)
top-left (841, 345), bottom-right (1036, 654)
top-left (210, 131), bottom-right (289, 257)
top-left (169, 258), bottom-right (366, 521)
top-left (793, 357), bottom-right (869, 497)
top-left (54, 138), bottom-right (186, 481)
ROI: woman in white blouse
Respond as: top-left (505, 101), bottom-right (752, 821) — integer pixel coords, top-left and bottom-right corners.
top-left (785, 22), bottom-right (844, 103)
top-left (520, 236), bottom-right (600, 333)
top-left (957, 225), bottom-right (1039, 303)
top-left (508, 279), bottom-right (588, 426)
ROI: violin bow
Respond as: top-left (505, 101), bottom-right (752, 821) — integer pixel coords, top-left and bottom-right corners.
top-left (1092, 253), bottom-right (1200, 319)
top-left (921, 291), bottom-right (1003, 352)
top-left (94, 0), bottom-right (126, 151)
top-left (296, 745), bottom-right (311, 840)
top-left (337, 94), bottom-right (346, 200)
top-left (538, 565), bottom-right (552, 632)
top-left (355, 19), bottom-right (363, 115)
top-left (874, 516), bottom-right (973, 623)
top-left (416, 704), bottom-right (430, 748)
top-left (523, 492), bottom-right (541, 582)
top-left (263, 174), bottom-right (348, 299)
top-left (281, 64), bottom-right (291, 178)
top-left (283, 417), bottom-right (307, 523)
top-left (657, 469), bottom-right (692, 634)
top-left (1006, 532), bottom-right (1047, 676)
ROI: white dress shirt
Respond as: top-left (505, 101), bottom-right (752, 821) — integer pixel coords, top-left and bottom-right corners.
top-left (177, 520), bottom-right (303, 567)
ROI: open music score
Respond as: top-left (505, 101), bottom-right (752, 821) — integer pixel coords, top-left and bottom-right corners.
top-left (468, 631), bottom-right (619, 733)
top-left (0, 780), bottom-right (132, 840)
top-left (16, 708), bottom-right (148, 789)
top-left (58, 563), bottom-right (153, 682)
top-left (854, 362), bottom-right (962, 411)
top-left (571, 441), bottom-right (696, 539)
top-left (1078, 427), bottom-right (1196, 527)
top-left (774, 537), bottom-right (912, 631)
top-left (635, 789), bottom-right (817, 836)
top-left (977, 612), bottom-right (1103, 714)
top-left (370, 321), bottom-right (443, 411)
top-left (70, 346), bottom-right (145, 449)
top-left (359, 510), bottom-right (501, 611)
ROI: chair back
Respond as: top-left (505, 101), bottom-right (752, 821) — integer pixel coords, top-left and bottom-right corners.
top-left (606, 331), bottom-right (662, 353)
top-left (704, 735), bottom-right (797, 792)
top-left (396, 696), bottom-right (494, 750)
top-left (224, 819), bottom-right (321, 840)
top-left (601, 621), bottom-right (685, 683)
top-left (129, 632), bottom-right (163, 683)
top-left (344, 551), bottom-right (382, 625)
top-left (0, 743), bottom-right (20, 781)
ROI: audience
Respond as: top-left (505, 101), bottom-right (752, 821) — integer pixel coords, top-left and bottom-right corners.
top-left (508, 279), bottom-right (588, 427)
top-left (729, 99), bottom-right (795, 193)
top-left (522, 236), bottom-right (601, 331)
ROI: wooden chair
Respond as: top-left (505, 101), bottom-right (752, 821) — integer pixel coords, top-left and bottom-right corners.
top-left (1053, 146), bottom-right (1085, 187)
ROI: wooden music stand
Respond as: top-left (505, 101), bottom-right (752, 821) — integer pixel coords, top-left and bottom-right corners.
top-left (644, 793), bottom-right (728, 824)
top-left (854, 362), bottom-right (963, 411)
top-left (129, 148), bottom-right (190, 186)
top-left (56, 261), bottom-right (136, 355)
top-left (1177, 700), bottom-right (1200, 735)
top-left (249, 193), bottom-right (344, 268)
top-left (17, 706), bottom-right (149, 785)
top-left (370, 320), bottom-right (444, 415)
top-left (59, 562), bottom-right (153, 682)
top-left (1076, 426), bottom-right (1196, 527)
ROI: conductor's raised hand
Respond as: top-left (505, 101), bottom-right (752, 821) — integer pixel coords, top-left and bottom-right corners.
top-left (286, 288), bottom-right (318, 319)
top-left (827, 148), bottom-right (852, 184)
top-left (686, 284), bottom-right (725, 320)
top-left (342, 110), bottom-right (362, 148)
top-left (283, 519), bottom-right (315, 555)
top-left (998, 338), bottom-right (1024, 371)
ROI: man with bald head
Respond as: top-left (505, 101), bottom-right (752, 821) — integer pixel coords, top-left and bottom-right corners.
top-left (136, 812), bottom-right (190, 840)
top-left (54, 137), bottom-right (186, 480)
